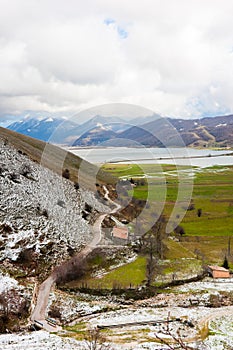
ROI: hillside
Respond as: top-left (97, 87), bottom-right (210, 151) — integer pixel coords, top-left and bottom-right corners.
top-left (0, 135), bottom-right (112, 277)
top-left (0, 127), bottom-right (116, 189)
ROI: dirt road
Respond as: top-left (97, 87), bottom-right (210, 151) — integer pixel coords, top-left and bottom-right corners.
top-left (30, 185), bottom-right (120, 330)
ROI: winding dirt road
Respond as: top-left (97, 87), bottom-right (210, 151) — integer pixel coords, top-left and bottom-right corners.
top-left (30, 185), bottom-right (120, 331)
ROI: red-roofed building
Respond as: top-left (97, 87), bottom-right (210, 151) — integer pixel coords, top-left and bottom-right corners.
top-left (112, 227), bottom-right (129, 240)
top-left (208, 265), bottom-right (230, 278)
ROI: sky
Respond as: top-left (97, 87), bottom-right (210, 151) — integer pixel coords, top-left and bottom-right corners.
top-left (1, 0), bottom-right (233, 125)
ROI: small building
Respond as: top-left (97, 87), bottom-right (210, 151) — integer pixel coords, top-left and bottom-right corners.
top-left (112, 226), bottom-right (129, 241)
top-left (208, 265), bottom-right (230, 279)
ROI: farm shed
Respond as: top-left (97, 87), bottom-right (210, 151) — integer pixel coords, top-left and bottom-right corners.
top-left (208, 265), bottom-right (230, 278)
top-left (112, 227), bottom-right (129, 240)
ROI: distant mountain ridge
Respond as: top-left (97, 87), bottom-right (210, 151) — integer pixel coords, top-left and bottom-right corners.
top-left (7, 113), bottom-right (233, 147)
top-left (7, 115), bottom-right (80, 143)
top-left (73, 114), bottom-right (233, 147)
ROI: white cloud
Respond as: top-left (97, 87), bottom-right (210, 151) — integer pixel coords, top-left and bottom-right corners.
top-left (0, 0), bottom-right (233, 121)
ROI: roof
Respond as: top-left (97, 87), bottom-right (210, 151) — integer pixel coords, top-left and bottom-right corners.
top-left (112, 227), bottom-right (128, 240)
top-left (208, 265), bottom-right (229, 272)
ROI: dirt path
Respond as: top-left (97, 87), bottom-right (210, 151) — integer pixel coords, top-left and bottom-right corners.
top-left (198, 305), bottom-right (233, 336)
top-left (30, 185), bottom-right (120, 330)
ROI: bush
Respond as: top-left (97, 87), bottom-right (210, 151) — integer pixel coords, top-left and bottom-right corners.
top-left (187, 202), bottom-right (195, 211)
top-left (9, 173), bottom-right (20, 183)
top-left (174, 225), bottom-right (186, 236)
top-left (48, 305), bottom-right (61, 319)
top-left (20, 164), bottom-right (32, 178)
top-left (62, 168), bottom-right (70, 179)
top-left (42, 209), bottom-right (49, 218)
top-left (74, 182), bottom-right (80, 190)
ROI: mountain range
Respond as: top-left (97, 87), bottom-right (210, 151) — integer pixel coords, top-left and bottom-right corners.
top-left (7, 113), bottom-right (233, 147)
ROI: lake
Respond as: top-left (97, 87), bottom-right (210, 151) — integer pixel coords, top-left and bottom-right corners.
top-left (67, 147), bottom-right (233, 167)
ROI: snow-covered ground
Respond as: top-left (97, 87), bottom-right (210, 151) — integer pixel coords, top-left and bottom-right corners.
top-left (48, 290), bottom-right (113, 323)
top-left (0, 273), bottom-right (19, 293)
top-left (0, 308), bottom-right (232, 350)
top-left (0, 331), bottom-right (84, 350)
top-left (0, 140), bottom-right (109, 263)
top-left (203, 315), bottom-right (233, 349)
top-left (175, 277), bottom-right (233, 293)
top-left (0, 300), bottom-right (232, 349)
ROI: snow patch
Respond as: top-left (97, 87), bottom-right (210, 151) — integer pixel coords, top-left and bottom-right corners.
top-left (0, 273), bottom-right (19, 293)
top-left (215, 123), bottom-right (227, 127)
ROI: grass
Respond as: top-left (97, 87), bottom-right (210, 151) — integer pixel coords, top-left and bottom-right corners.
top-left (63, 164), bottom-right (233, 290)
top-left (66, 241), bottom-right (202, 290)
top-left (101, 163), bottom-right (233, 269)
top-left (103, 163), bottom-right (233, 236)
top-left (62, 322), bottom-right (87, 340)
top-left (163, 238), bottom-right (196, 259)
top-left (68, 256), bottom-right (147, 289)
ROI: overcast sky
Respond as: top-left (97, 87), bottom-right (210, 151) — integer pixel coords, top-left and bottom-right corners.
top-left (1, 0), bottom-right (233, 124)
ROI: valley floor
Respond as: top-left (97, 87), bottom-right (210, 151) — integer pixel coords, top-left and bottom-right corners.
top-left (0, 278), bottom-right (233, 349)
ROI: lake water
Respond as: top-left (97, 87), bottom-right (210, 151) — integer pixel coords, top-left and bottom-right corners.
top-left (67, 147), bottom-right (233, 167)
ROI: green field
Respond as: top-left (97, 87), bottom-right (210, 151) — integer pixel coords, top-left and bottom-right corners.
top-left (67, 256), bottom-right (147, 289)
top-left (65, 163), bottom-right (233, 290)
top-left (102, 163), bottom-right (233, 237)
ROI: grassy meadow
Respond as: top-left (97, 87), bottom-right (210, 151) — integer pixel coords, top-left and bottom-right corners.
top-left (65, 163), bottom-right (233, 290)
top-left (102, 163), bottom-right (233, 237)
top-left (102, 163), bottom-right (233, 264)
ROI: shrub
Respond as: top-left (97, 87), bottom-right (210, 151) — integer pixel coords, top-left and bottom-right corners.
top-left (42, 209), bottom-right (49, 218)
top-left (174, 225), bottom-right (186, 236)
top-left (62, 168), bottom-right (70, 179)
top-left (20, 164), bottom-right (32, 178)
top-left (74, 182), bottom-right (80, 190)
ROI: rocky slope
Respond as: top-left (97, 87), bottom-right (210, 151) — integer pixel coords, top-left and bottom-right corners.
top-left (0, 138), bottom-right (108, 274)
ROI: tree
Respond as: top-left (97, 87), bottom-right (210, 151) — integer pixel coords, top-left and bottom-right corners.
top-left (140, 215), bottom-right (167, 286)
top-left (129, 177), bottom-right (135, 184)
top-left (140, 215), bottom-right (167, 258)
top-left (84, 327), bottom-right (112, 350)
top-left (227, 237), bottom-right (231, 257)
top-left (146, 253), bottom-right (158, 287)
top-left (150, 214), bottom-right (167, 258)
top-left (222, 256), bottom-right (229, 270)
top-left (54, 255), bottom-right (87, 285)
top-left (155, 314), bottom-right (196, 350)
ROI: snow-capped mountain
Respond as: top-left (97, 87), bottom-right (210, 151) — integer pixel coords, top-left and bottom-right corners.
top-left (7, 114), bottom-right (79, 143)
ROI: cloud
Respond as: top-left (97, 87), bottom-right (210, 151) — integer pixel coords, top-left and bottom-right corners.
top-left (0, 0), bottom-right (233, 122)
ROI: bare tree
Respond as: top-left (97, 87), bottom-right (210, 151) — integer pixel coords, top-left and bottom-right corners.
top-left (146, 253), bottom-right (158, 287)
top-left (139, 215), bottom-right (167, 286)
top-left (140, 215), bottom-right (167, 257)
top-left (84, 327), bottom-right (112, 350)
top-left (155, 314), bottom-right (196, 350)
